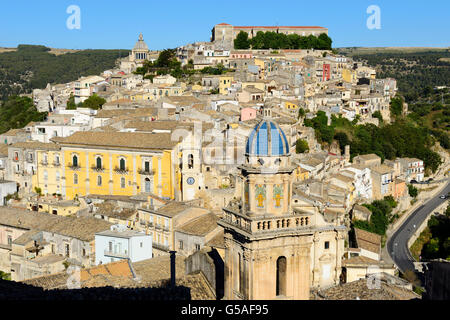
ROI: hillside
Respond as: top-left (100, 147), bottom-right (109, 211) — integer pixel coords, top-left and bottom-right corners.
top-left (338, 47), bottom-right (450, 102)
top-left (0, 45), bottom-right (130, 100)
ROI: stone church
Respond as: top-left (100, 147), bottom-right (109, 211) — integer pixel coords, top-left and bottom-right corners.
top-left (218, 117), bottom-right (346, 300)
top-left (120, 33), bottom-right (150, 74)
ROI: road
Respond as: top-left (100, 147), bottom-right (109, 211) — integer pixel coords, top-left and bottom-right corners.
top-left (387, 181), bottom-right (450, 273)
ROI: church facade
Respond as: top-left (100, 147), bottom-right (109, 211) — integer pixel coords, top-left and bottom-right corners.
top-left (218, 118), bottom-right (346, 300)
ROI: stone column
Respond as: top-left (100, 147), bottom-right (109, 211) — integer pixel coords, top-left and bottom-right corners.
top-left (85, 152), bottom-right (89, 195)
top-left (312, 232), bottom-right (320, 287)
top-left (109, 153), bottom-right (113, 195)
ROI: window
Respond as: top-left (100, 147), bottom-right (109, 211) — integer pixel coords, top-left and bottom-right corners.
top-left (109, 241), bottom-right (112, 252)
top-left (97, 175), bottom-right (102, 186)
top-left (96, 157), bottom-right (102, 169)
top-left (72, 155), bottom-right (78, 167)
top-left (188, 154), bottom-right (194, 169)
top-left (121, 177), bottom-right (125, 188)
top-left (43, 170), bottom-right (48, 181)
top-left (14, 152), bottom-right (19, 161)
top-left (82, 249), bottom-right (86, 257)
top-left (65, 244), bottom-right (70, 257)
top-left (179, 241), bottom-right (184, 250)
top-left (73, 173), bottom-right (78, 184)
top-left (195, 244), bottom-right (201, 251)
top-left (119, 158), bottom-right (126, 171)
top-left (56, 171), bottom-right (60, 182)
top-left (144, 161), bottom-right (150, 172)
top-left (7, 235), bottom-right (12, 246)
top-left (276, 256), bottom-right (287, 296)
top-left (140, 242), bottom-right (143, 248)
top-left (324, 241), bottom-right (330, 250)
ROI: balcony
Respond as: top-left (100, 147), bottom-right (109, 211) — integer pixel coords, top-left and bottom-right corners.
top-left (53, 161), bottom-right (61, 167)
top-left (68, 163), bottom-right (80, 171)
top-left (39, 161), bottom-right (48, 166)
top-left (114, 166), bottom-right (129, 175)
top-left (91, 165), bottom-right (105, 172)
top-left (103, 250), bottom-right (129, 259)
top-left (138, 168), bottom-right (155, 176)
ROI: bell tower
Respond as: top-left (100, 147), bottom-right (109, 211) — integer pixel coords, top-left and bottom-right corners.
top-left (219, 119), bottom-right (313, 300)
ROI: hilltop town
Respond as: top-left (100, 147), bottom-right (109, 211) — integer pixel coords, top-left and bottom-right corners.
top-left (0, 23), bottom-right (448, 300)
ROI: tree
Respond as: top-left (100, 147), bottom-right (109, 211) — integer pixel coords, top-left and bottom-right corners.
top-left (390, 97), bottom-right (403, 117)
top-left (408, 184), bottom-right (418, 198)
top-left (66, 93), bottom-right (76, 110)
top-left (297, 107), bottom-right (306, 119)
top-left (234, 31), bottom-right (251, 49)
top-left (81, 94), bottom-right (106, 110)
top-left (0, 96), bottom-right (47, 134)
top-left (372, 111), bottom-right (383, 124)
top-left (296, 139), bottom-right (309, 154)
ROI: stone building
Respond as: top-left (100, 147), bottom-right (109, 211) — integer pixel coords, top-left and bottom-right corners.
top-left (218, 118), bottom-right (346, 300)
top-left (120, 33), bottom-right (150, 74)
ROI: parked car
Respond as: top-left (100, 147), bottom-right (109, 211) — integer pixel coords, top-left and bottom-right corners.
top-left (439, 195), bottom-right (447, 199)
top-left (410, 179), bottom-right (418, 184)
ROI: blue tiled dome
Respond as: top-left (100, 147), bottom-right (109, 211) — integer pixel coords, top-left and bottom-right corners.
top-left (245, 120), bottom-right (290, 156)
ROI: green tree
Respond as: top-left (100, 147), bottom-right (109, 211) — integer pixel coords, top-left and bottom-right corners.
top-left (66, 93), bottom-right (76, 110)
top-left (0, 96), bottom-right (47, 134)
top-left (408, 184), bottom-right (418, 198)
top-left (81, 94), bottom-right (106, 110)
top-left (390, 97), bottom-right (403, 117)
top-left (234, 31), bottom-right (251, 49)
top-left (296, 139), bottom-right (309, 154)
top-left (372, 111), bottom-right (383, 124)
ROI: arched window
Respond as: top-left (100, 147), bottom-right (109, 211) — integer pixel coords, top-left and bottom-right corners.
top-left (276, 256), bottom-right (287, 296)
top-left (97, 175), bottom-right (102, 186)
top-left (74, 173), bottom-right (78, 185)
top-left (119, 158), bottom-right (126, 171)
top-left (121, 177), bottom-right (125, 188)
top-left (72, 155), bottom-right (78, 167)
top-left (188, 154), bottom-right (194, 169)
top-left (96, 157), bottom-right (102, 169)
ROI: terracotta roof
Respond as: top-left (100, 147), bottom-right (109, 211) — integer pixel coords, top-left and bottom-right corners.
top-left (10, 141), bottom-right (60, 151)
top-left (313, 278), bottom-right (419, 300)
top-left (354, 228), bottom-right (381, 254)
top-left (176, 213), bottom-right (219, 236)
top-left (58, 131), bottom-right (178, 150)
top-left (0, 208), bottom-right (112, 242)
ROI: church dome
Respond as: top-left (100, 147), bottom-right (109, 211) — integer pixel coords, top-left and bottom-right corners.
top-left (133, 33), bottom-right (149, 51)
top-left (245, 120), bottom-right (290, 156)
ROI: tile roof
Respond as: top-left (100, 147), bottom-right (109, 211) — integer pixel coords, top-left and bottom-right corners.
top-left (176, 213), bottom-right (219, 236)
top-left (354, 228), bottom-right (381, 254)
top-left (10, 141), bottom-right (60, 151)
top-left (312, 278), bottom-right (419, 300)
top-left (0, 208), bottom-right (112, 242)
top-left (58, 131), bottom-right (178, 150)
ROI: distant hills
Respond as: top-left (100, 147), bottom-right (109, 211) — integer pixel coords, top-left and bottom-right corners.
top-left (338, 47), bottom-right (450, 102)
top-left (0, 45), bottom-right (130, 100)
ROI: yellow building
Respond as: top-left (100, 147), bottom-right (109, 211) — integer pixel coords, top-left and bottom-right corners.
top-left (294, 166), bottom-right (310, 182)
top-left (35, 144), bottom-right (63, 196)
top-left (27, 198), bottom-right (80, 216)
top-left (342, 68), bottom-right (357, 83)
top-left (254, 58), bottom-right (266, 79)
top-left (219, 74), bottom-right (234, 95)
top-left (59, 131), bottom-right (181, 201)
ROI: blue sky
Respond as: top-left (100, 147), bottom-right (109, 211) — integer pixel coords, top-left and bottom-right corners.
top-left (1, 0), bottom-right (449, 50)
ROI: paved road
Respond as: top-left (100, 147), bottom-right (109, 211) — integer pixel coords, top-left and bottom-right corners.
top-left (387, 181), bottom-right (450, 273)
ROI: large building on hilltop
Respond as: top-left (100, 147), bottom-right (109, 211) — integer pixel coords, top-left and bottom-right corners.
top-left (120, 33), bottom-right (151, 73)
top-left (218, 117), bottom-right (346, 300)
top-left (212, 23), bottom-right (328, 48)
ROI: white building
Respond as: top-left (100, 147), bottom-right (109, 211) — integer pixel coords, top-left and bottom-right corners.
top-left (73, 75), bottom-right (106, 104)
top-left (0, 180), bottom-right (16, 205)
top-left (95, 224), bottom-right (152, 265)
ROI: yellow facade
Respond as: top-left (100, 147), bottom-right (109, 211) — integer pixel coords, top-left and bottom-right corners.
top-left (35, 149), bottom-right (63, 196)
top-left (295, 166), bottom-right (310, 182)
top-left (62, 148), bottom-right (179, 201)
top-left (254, 59), bottom-right (266, 78)
top-left (342, 69), bottom-right (357, 83)
top-left (219, 75), bottom-right (234, 95)
top-left (27, 199), bottom-right (80, 216)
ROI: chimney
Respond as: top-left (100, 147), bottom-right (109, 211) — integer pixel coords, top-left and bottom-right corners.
top-left (169, 250), bottom-right (176, 287)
